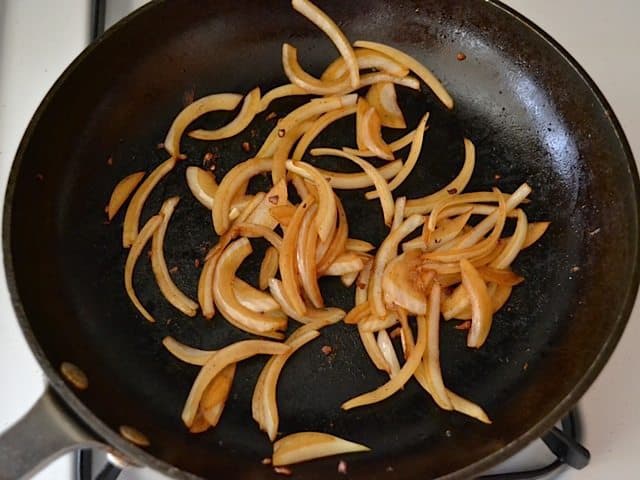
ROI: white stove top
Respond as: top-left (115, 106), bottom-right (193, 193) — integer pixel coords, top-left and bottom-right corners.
top-left (0, 1), bottom-right (638, 479)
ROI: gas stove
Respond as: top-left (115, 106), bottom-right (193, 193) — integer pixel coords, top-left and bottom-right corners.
top-left (0, 1), bottom-right (638, 479)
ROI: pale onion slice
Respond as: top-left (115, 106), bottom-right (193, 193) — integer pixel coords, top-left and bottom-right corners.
top-left (358, 323), bottom-right (390, 373)
top-left (323, 252), bottom-right (365, 276)
top-left (151, 197), bottom-right (199, 316)
top-left (317, 196), bottom-right (349, 273)
top-left (446, 390), bottom-right (491, 424)
top-left (369, 215), bottom-right (424, 318)
top-left (289, 172), bottom-right (312, 200)
top-left (245, 179), bottom-right (289, 230)
top-left (297, 203), bottom-right (323, 308)
top-left (280, 199), bottom-right (315, 316)
top-left (269, 204), bottom-right (297, 227)
top-left (292, 105), bottom-right (357, 161)
top-left (259, 246), bottom-right (279, 291)
top-left (188, 87), bottom-right (261, 140)
top-left (391, 196), bottom-right (406, 231)
top-left (185, 166), bottom-right (218, 209)
top-left (377, 329), bottom-right (401, 378)
top-left (359, 311), bottom-right (399, 332)
top-left (353, 40), bottom-right (454, 109)
top-left (346, 238), bottom-right (375, 252)
top-left (344, 301), bottom-right (371, 325)
top-left (477, 267), bottom-right (524, 286)
top-left (310, 148), bottom-right (394, 226)
top-left (322, 47), bottom-right (409, 81)
top-left (344, 124), bottom-right (425, 158)
top-left (397, 309), bottom-right (414, 359)
top-left (189, 410), bottom-right (210, 434)
top-left (366, 113), bottom-right (430, 200)
top-left (233, 278), bottom-right (281, 313)
top-left (460, 259), bottom-right (493, 348)
top-left (404, 138), bottom-right (475, 216)
top-left (285, 161), bottom-right (337, 241)
top-left (361, 107), bottom-right (394, 160)
top-left (438, 203), bottom-right (521, 220)
top-left (292, 0), bottom-right (359, 88)
top-left (522, 222), bottom-right (550, 249)
top-left (212, 157), bottom-right (273, 235)
top-left (382, 249), bottom-right (427, 315)
top-left (366, 82), bottom-right (406, 129)
top-left (453, 283), bottom-right (512, 320)
top-left (449, 183), bottom-right (531, 251)
top-left (162, 336), bottom-right (216, 366)
top-left (342, 309), bottom-right (427, 410)
top-left (107, 172), bottom-right (145, 221)
top-left (282, 44), bottom-right (351, 95)
top-left (268, 278), bottom-right (345, 324)
top-left (427, 192), bottom-right (513, 232)
top-left (258, 83), bottom-right (308, 112)
top-left (491, 209), bottom-right (528, 269)
top-left (340, 72), bottom-right (420, 95)
top-left (423, 283), bottom-right (452, 409)
top-left (423, 210), bottom-right (472, 250)
top-left (436, 272), bottom-right (463, 288)
top-left (123, 158), bottom-right (176, 247)
top-left (355, 97), bottom-right (369, 151)
top-left (273, 121), bottom-right (311, 184)
top-left (309, 159), bottom-right (402, 190)
top-left (255, 324), bottom-right (321, 440)
top-left (125, 215), bottom-right (163, 323)
top-left (201, 363), bottom-right (236, 427)
top-left (181, 339), bottom-right (289, 427)
top-left (340, 270), bottom-right (359, 287)
top-left (164, 93), bottom-right (242, 158)
top-left (198, 254), bottom-right (217, 319)
top-left (273, 432), bottom-right (370, 466)
top-left (213, 238), bottom-right (288, 338)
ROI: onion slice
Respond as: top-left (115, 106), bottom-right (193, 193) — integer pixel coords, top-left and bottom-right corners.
top-left (340, 270), bottom-right (359, 287)
top-left (213, 238), bottom-right (287, 338)
top-left (342, 308), bottom-right (427, 410)
top-left (259, 246), bottom-right (279, 290)
top-left (522, 222), bottom-right (550, 249)
top-left (344, 124), bottom-right (426, 158)
top-left (346, 238), bottom-right (375, 252)
top-left (491, 209), bottom-right (528, 268)
top-left (359, 312), bottom-right (399, 333)
top-left (258, 84), bottom-right (308, 112)
top-left (366, 113), bottom-right (430, 199)
top-left (353, 40), bottom-right (453, 110)
top-left (285, 161), bottom-right (337, 241)
top-left (162, 336), bottom-right (216, 366)
top-left (245, 179), bottom-right (288, 230)
top-left (460, 259), bottom-right (493, 348)
top-left (292, 106), bottom-right (357, 161)
top-left (185, 166), bottom-right (218, 210)
top-left (291, 0), bottom-right (359, 89)
top-left (124, 215), bottom-right (163, 322)
top-left (477, 267), bottom-right (524, 286)
top-left (323, 252), bottom-right (365, 276)
top-left (366, 82), bottom-right (406, 129)
top-left (107, 172), bottom-right (145, 221)
top-left (181, 339), bottom-right (289, 427)
top-left (151, 197), bottom-right (199, 316)
top-left (188, 87), bottom-right (261, 140)
top-left (123, 158), bottom-right (176, 247)
top-left (310, 148), bottom-right (394, 226)
top-left (369, 215), bottom-right (424, 318)
top-left (360, 106), bottom-right (394, 160)
top-left (273, 432), bottom-right (370, 466)
top-left (268, 278), bottom-right (345, 324)
top-left (382, 249), bottom-right (427, 315)
top-left (377, 329), bottom-right (401, 377)
top-left (391, 196), bottom-right (406, 231)
top-left (164, 93), bottom-right (242, 158)
top-left (423, 283), bottom-right (452, 409)
top-left (322, 47), bottom-right (409, 80)
top-left (233, 278), bottom-right (281, 313)
top-left (308, 160), bottom-right (402, 190)
top-left (200, 363), bottom-right (236, 427)
top-left (282, 44), bottom-right (351, 95)
top-left (298, 204), bottom-right (324, 308)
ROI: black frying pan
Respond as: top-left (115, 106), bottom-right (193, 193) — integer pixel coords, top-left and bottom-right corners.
top-left (1, 1), bottom-right (638, 479)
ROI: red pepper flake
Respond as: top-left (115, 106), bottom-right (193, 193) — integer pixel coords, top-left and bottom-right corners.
top-left (277, 129), bottom-right (286, 138)
top-left (337, 460), bottom-right (348, 475)
top-left (268, 195), bottom-right (279, 205)
top-left (455, 321), bottom-right (471, 330)
top-left (389, 327), bottom-right (402, 339)
top-left (35, 173), bottom-right (44, 181)
top-left (241, 141), bottom-right (251, 153)
top-left (456, 52), bottom-right (467, 61)
top-left (107, 157), bottom-right (113, 166)
top-left (194, 259), bottom-right (201, 268)
top-left (266, 112), bottom-right (278, 121)
top-left (447, 188), bottom-right (458, 195)
top-left (274, 466), bottom-right (292, 476)
top-left (169, 266), bottom-right (179, 274)
top-left (494, 173), bottom-right (502, 181)
top-left (523, 362), bottom-right (529, 371)
top-left (261, 458), bottom-right (272, 465)
top-left (357, 282), bottom-right (367, 290)
top-left (203, 152), bottom-right (218, 171)
top-left (321, 345), bottom-right (333, 355)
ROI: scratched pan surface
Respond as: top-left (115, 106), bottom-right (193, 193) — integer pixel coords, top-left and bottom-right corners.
top-left (3, 0), bottom-right (639, 479)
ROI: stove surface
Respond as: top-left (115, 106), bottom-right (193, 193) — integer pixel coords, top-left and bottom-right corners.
top-left (0, 1), bottom-right (638, 479)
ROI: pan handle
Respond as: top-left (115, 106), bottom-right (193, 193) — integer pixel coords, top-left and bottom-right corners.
top-left (0, 388), bottom-right (107, 480)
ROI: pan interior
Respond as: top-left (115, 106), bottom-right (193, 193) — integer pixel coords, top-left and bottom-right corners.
top-left (6, 1), bottom-right (637, 479)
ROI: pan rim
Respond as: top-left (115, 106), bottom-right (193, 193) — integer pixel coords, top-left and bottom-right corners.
top-left (2, 1), bottom-right (639, 479)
